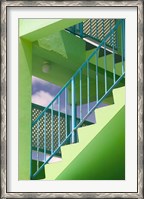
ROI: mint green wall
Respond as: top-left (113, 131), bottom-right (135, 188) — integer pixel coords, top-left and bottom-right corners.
top-left (19, 19), bottom-right (61, 36)
top-left (19, 38), bottom-right (32, 180)
top-left (32, 160), bottom-right (45, 180)
top-left (32, 30), bottom-right (86, 86)
top-left (56, 106), bottom-right (125, 180)
top-left (19, 19), bottom-right (84, 41)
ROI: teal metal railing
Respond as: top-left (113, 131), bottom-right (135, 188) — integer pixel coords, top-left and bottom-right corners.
top-left (66, 19), bottom-right (118, 49)
top-left (31, 19), bottom-right (125, 179)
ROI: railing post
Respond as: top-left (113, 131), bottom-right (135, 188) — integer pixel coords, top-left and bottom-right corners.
top-left (44, 112), bottom-right (46, 162)
top-left (30, 126), bottom-right (32, 179)
top-left (80, 69), bottom-right (82, 121)
top-left (112, 32), bottom-right (116, 83)
top-left (121, 20), bottom-right (124, 75)
top-left (87, 62), bottom-right (90, 112)
top-left (89, 19), bottom-right (92, 36)
top-left (104, 42), bottom-right (107, 93)
top-left (58, 96), bottom-right (61, 147)
top-left (123, 20), bottom-right (125, 59)
top-left (51, 104), bottom-right (54, 154)
top-left (79, 22), bottom-right (83, 38)
top-left (102, 19), bottom-right (104, 40)
top-left (71, 77), bottom-right (76, 143)
top-left (110, 19), bottom-right (112, 46)
top-left (115, 19), bottom-right (118, 49)
top-left (65, 88), bottom-right (68, 138)
top-left (37, 121), bottom-right (40, 171)
top-left (96, 51), bottom-right (99, 102)
top-left (96, 19), bottom-right (98, 38)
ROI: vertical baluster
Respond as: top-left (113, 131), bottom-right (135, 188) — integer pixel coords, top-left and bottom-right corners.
top-left (96, 52), bottom-right (99, 102)
top-left (58, 97), bottom-right (60, 147)
top-left (80, 69), bottom-right (82, 121)
top-left (102, 19), bottom-right (105, 40)
top-left (96, 19), bottom-right (98, 39)
top-left (87, 62), bottom-right (90, 112)
top-left (73, 24), bottom-right (76, 34)
top-left (89, 19), bottom-right (92, 36)
top-left (113, 21), bottom-right (116, 49)
top-left (115, 19), bottom-right (118, 49)
top-left (104, 42), bottom-right (107, 93)
top-left (123, 20), bottom-right (125, 61)
top-left (71, 77), bottom-right (76, 143)
top-left (110, 20), bottom-right (112, 46)
top-left (79, 22), bottom-right (83, 37)
top-left (30, 127), bottom-right (32, 179)
top-left (51, 104), bottom-right (54, 154)
top-left (65, 89), bottom-right (68, 137)
top-left (121, 20), bottom-right (124, 74)
top-left (37, 120), bottom-right (40, 171)
top-left (113, 32), bottom-right (116, 83)
top-left (43, 112), bottom-right (46, 162)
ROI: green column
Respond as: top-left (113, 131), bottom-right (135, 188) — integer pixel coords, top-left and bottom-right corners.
top-left (18, 38), bottom-right (32, 180)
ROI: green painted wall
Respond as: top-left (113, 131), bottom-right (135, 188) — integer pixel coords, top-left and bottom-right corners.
top-left (32, 30), bottom-right (86, 86)
top-left (32, 160), bottom-right (45, 180)
top-left (19, 19), bottom-right (84, 41)
top-left (56, 106), bottom-right (125, 180)
top-left (19, 38), bottom-right (32, 180)
top-left (19, 19), bottom-right (61, 37)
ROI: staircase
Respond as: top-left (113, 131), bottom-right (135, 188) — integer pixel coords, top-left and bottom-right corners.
top-left (44, 86), bottom-right (125, 180)
top-left (31, 19), bottom-right (125, 180)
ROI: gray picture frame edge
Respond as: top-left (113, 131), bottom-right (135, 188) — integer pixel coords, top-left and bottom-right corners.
top-left (1, 0), bottom-right (143, 198)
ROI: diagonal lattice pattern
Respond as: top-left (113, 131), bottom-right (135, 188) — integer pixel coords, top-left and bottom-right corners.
top-left (32, 105), bottom-right (70, 155)
top-left (83, 19), bottom-right (117, 49)
top-left (32, 104), bottom-right (92, 156)
top-left (66, 19), bottom-right (118, 49)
